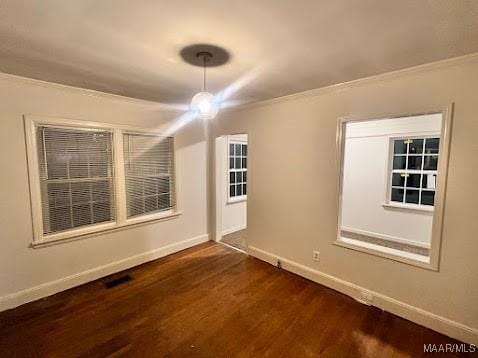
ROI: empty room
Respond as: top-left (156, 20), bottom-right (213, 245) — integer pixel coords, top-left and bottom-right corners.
top-left (0, 1), bottom-right (477, 357)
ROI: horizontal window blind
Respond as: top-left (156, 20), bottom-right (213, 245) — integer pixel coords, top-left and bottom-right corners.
top-left (123, 133), bottom-right (175, 218)
top-left (37, 126), bottom-right (116, 234)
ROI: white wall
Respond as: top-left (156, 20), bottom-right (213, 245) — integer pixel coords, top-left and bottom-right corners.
top-left (0, 74), bottom-right (209, 309)
top-left (215, 134), bottom-right (247, 238)
top-left (341, 115), bottom-right (441, 246)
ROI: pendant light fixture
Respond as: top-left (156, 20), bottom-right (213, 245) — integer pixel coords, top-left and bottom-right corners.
top-left (190, 51), bottom-right (219, 120)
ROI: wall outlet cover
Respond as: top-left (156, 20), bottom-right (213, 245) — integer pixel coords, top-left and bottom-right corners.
top-left (313, 251), bottom-right (320, 261)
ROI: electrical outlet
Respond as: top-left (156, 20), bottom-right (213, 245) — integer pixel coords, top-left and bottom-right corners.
top-left (313, 251), bottom-right (320, 262)
top-left (358, 290), bottom-right (373, 305)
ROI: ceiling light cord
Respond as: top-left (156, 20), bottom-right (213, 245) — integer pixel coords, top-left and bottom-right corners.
top-left (203, 54), bottom-right (206, 92)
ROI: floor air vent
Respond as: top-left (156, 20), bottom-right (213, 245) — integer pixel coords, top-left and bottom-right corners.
top-left (104, 274), bottom-right (132, 289)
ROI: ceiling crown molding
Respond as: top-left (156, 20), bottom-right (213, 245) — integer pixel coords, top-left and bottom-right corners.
top-left (224, 52), bottom-right (478, 113)
top-left (0, 71), bottom-right (170, 108)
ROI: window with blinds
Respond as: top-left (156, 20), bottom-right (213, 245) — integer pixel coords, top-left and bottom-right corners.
top-left (36, 126), bottom-right (116, 235)
top-left (123, 133), bottom-right (175, 218)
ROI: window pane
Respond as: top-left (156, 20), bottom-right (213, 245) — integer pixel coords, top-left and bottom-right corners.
top-left (393, 156), bottom-right (406, 170)
top-left (230, 185), bottom-right (236, 197)
top-left (229, 143), bottom-right (235, 155)
top-left (421, 190), bottom-right (435, 206)
top-left (422, 173), bottom-right (436, 189)
top-left (393, 140), bottom-right (407, 155)
top-left (392, 173), bottom-right (405, 187)
top-left (243, 184), bottom-right (247, 195)
top-left (72, 204), bottom-right (92, 227)
top-left (92, 201), bottom-right (111, 224)
top-left (408, 139), bottom-right (423, 154)
top-left (230, 172), bottom-right (235, 184)
top-left (144, 196), bottom-right (158, 213)
top-left (236, 184), bottom-right (242, 196)
top-left (405, 189), bottom-right (420, 204)
top-left (242, 158), bottom-right (247, 169)
top-left (123, 134), bottom-right (174, 218)
top-left (391, 188), bottom-right (404, 202)
top-left (235, 144), bottom-right (241, 155)
top-left (425, 138), bottom-right (440, 154)
top-left (49, 207), bottom-right (72, 232)
top-left (242, 144), bottom-right (247, 156)
top-left (158, 193), bottom-right (171, 210)
top-left (235, 157), bottom-right (241, 169)
top-left (38, 126), bottom-right (115, 235)
top-left (423, 155), bottom-right (438, 170)
top-left (407, 174), bottom-right (421, 188)
top-left (407, 156), bottom-right (422, 170)
top-left (243, 171), bottom-right (247, 183)
top-left (229, 157), bottom-right (234, 169)
top-left (237, 171), bottom-right (242, 183)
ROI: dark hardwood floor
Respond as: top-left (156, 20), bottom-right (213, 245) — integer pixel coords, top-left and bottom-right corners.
top-left (0, 242), bottom-right (468, 357)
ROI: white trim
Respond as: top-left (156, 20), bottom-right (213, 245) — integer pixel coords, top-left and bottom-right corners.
top-left (0, 71), bottom-right (176, 109)
top-left (335, 106), bottom-right (453, 270)
top-left (221, 224), bottom-right (247, 237)
top-left (227, 196), bottom-right (247, 204)
top-left (248, 245), bottom-right (478, 345)
top-left (382, 202), bottom-right (434, 213)
top-left (31, 210), bottom-right (182, 248)
top-left (224, 52), bottom-right (478, 113)
top-left (337, 237), bottom-right (429, 263)
top-left (341, 226), bottom-right (431, 249)
top-left (24, 115), bottom-right (181, 246)
top-left (0, 233), bottom-right (210, 312)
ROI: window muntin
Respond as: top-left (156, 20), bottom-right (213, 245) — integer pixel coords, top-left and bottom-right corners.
top-left (123, 133), bottom-right (175, 218)
top-left (37, 126), bottom-right (115, 235)
top-left (389, 136), bottom-right (440, 207)
top-left (228, 141), bottom-right (247, 199)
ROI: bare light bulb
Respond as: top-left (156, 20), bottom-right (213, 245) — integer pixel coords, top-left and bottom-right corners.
top-left (190, 91), bottom-right (219, 120)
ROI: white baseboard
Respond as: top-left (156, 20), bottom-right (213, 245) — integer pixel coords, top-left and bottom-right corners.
top-left (221, 225), bottom-right (247, 237)
top-left (248, 245), bottom-right (478, 345)
top-left (0, 233), bottom-right (210, 312)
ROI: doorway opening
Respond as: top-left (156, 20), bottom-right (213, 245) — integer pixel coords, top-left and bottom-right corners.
top-left (215, 134), bottom-right (248, 252)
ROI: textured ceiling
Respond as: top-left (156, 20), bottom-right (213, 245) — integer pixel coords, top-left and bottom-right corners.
top-left (1, 0), bottom-right (477, 106)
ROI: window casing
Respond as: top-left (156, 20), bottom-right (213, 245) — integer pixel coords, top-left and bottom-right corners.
top-left (388, 135), bottom-right (440, 209)
top-left (25, 117), bottom-right (179, 245)
top-left (228, 140), bottom-right (247, 201)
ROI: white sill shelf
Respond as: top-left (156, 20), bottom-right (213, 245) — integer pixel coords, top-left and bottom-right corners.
top-left (382, 202), bottom-right (434, 213)
top-left (31, 210), bottom-right (182, 248)
top-left (227, 196), bottom-right (247, 205)
top-left (335, 237), bottom-right (433, 270)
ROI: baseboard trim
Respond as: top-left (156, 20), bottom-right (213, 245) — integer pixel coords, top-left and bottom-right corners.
top-left (221, 225), bottom-right (247, 237)
top-left (248, 245), bottom-right (478, 345)
top-left (0, 233), bottom-right (210, 312)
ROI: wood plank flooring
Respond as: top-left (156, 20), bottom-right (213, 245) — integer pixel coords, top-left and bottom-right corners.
top-left (0, 242), bottom-right (469, 357)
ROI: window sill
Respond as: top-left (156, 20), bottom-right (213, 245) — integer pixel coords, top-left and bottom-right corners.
top-left (382, 202), bottom-right (434, 213)
top-left (31, 210), bottom-right (182, 248)
top-left (334, 237), bottom-right (435, 270)
top-left (227, 196), bottom-right (247, 205)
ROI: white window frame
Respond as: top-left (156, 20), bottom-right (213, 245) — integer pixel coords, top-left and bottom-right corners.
top-left (335, 106), bottom-right (453, 271)
top-left (24, 115), bottom-right (181, 247)
top-left (227, 137), bottom-right (247, 204)
top-left (382, 133), bottom-right (440, 213)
